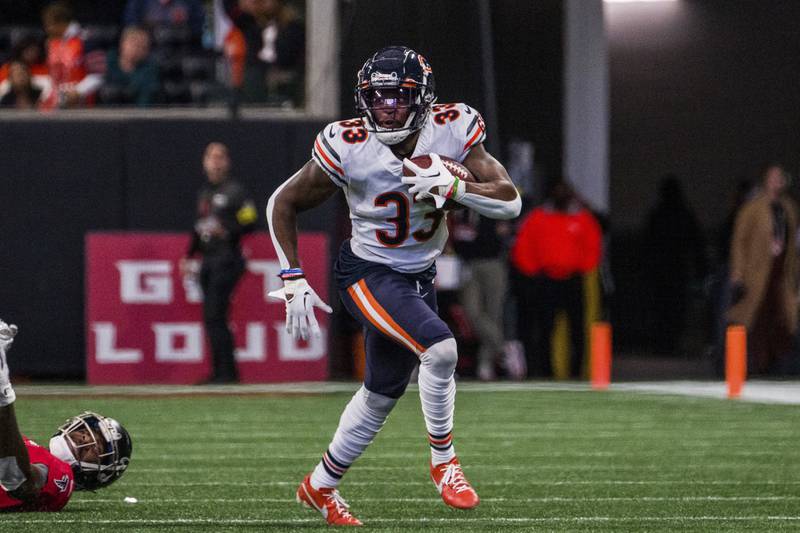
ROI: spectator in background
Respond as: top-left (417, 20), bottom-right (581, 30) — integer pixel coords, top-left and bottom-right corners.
top-left (123, 0), bottom-right (206, 46)
top-left (728, 164), bottom-right (799, 374)
top-left (641, 175), bottom-right (707, 354)
top-left (0, 35), bottom-right (51, 101)
top-left (182, 143), bottom-right (258, 384)
top-left (511, 180), bottom-right (602, 378)
top-left (223, 0), bottom-right (305, 106)
top-left (101, 27), bottom-right (160, 106)
top-left (710, 179), bottom-right (754, 374)
top-left (0, 62), bottom-right (43, 109)
top-left (40, 1), bottom-right (104, 109)
top-left (450, 211), bottom-right (513, 381)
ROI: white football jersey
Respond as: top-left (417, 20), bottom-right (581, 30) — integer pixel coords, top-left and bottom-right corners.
top-left (312, 103), bottom-right (487, 273)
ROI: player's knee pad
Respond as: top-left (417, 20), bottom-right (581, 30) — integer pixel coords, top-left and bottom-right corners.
top-left (0, 456), bottom-right (27, 492)
top-left (420, 338), bottom-right (458, 378)
top-left (359, 386), bottom-right (397, 417)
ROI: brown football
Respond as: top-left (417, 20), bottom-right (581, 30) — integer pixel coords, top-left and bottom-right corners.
top-left (402, 154), bottom-right (476, 210)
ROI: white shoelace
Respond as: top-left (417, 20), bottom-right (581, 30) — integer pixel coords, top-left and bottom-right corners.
top-left (439, 463), bottom-right (472, 494)
top-left (326, 490), bottom-right (354, 517)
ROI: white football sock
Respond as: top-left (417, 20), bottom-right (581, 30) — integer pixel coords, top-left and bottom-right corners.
top-left (310, 385), bottom-right (396, 489)
top-left (418, 338), bottom-right (458, 465)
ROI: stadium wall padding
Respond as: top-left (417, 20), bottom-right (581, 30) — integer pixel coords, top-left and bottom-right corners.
top-left (0, 118), bottom-right (333, 379)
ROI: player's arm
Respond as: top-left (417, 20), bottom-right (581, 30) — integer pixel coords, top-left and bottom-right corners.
top-left (0, 323), bottom-right (43, 503)
top-left (266, 161), bottom-right (339, 340)
top-left (267, 160), bottom-right (339, 269)
top-left (403, 144), bottom-right (521, 220)
top-left (458, 143), bottom-right (522, 218)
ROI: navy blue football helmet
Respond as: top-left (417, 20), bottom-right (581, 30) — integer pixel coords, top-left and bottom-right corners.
top-left (355, 46), bottom-right (437, 145)
top-left (49, 411), bottom-right (132, 491)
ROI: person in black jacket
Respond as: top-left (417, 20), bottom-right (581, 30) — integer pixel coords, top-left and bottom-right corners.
top-left (182, 142), bottom-right (257, 383)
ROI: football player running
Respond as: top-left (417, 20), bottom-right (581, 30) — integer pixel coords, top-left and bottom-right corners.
top-left (0, 319), bottom-right (132, 512)
top-left (267, 46), bottom-right (520, 526)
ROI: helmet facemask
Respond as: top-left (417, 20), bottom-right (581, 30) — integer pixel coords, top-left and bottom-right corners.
top-left (357, 85), bottom-right (431, 145)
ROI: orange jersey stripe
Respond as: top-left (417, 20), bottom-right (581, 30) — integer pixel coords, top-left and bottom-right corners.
top-left (463, 126), bottom-right (484, 151)
top-left (314, 138), bottom-right (344, 175)
top-left (357, 280), bottom-right (426, 354)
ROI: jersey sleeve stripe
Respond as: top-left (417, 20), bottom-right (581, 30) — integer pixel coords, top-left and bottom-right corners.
top-left (314, 137), bottom-right (344, 175)
top-left (463, 125), bottom-right (486, 151)
top-left (465, 115), bottom-right (480, 136)
top-left (319, 133), bottom-right (342, 163)
top-left (312, 151), bottom-right (346, 187)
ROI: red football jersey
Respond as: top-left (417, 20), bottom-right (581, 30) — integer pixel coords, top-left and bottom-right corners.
top-left (0, 437), bottom-right (75, 512)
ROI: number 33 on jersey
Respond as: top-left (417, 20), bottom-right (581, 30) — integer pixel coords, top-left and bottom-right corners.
top-left (311, 102), bottom-right (486, 273)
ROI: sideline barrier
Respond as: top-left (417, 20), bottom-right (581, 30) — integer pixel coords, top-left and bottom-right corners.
top-left (85, 232), bottom-right (329, 384)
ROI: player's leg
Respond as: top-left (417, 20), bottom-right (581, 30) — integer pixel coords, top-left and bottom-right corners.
top-left (345, 273), bottom-right (479, 508)
top-left (298, 332), bottom-right (412, 526)
top-left (308, 331), bottom-right (414, 489)
top-left (296, 274), bottom-right (423, 527)
top-left (307, 274), bottom-right (426, 491)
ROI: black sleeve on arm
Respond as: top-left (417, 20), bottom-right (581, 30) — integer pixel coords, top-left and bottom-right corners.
top-left (186, 231), bottom-right (201, 257)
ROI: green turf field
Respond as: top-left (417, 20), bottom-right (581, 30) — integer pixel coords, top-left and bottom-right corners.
top-left (5, 386), bottom-right (800, 531)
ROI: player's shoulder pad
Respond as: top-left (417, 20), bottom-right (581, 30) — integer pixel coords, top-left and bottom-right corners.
top-left (431, 102), bottom-right (487, 159)
top-left (311, 118), bottom-right (367, 187)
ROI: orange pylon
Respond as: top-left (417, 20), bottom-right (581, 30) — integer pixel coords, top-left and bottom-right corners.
top-left (591, 322), bottom-right (612, 390)
top-left (726, 325), bottom-right (747, 399)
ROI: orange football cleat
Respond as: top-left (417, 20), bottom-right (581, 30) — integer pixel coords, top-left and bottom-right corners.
top-left (296, 474), bottom-right (363, 526)
top-left (430, 457), bottom-right (480, 509)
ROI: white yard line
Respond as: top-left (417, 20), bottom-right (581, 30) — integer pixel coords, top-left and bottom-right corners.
top-left (614, 380), bottom-right (800, 404)
top-left (12, 382), bottom-right (591, 396)
top-left (116, 480), bottom-right (800, 487)
top-left (68, 496), bottom-right (800, 504)
top-left (9, 516), bottom-right (800, 524)
top-left (14, 380), bottom-right (800, 404)
top-left (127, 463), bottom-right (800, 473)
top-left (130, 449), bottom-right (795, 461)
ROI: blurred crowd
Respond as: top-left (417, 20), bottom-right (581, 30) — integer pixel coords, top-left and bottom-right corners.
top-left (0, 0), bottom-right (305, 110)
top-left (440, 163), bottom-right (800, 381)
top-left (429, 177), bottom-right (604, 382)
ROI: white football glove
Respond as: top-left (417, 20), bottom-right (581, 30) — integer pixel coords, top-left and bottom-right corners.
top-left (401, 153), bottom-right (460, 209)
top-left (268, 278), bottom-right (332, 341)
top-left (0, 320), bottom-right (19, 407)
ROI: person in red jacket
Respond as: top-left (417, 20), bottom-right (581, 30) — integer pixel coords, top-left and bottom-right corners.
top-left (40, 1), bottom-right (104, 109)
top-left (511, 180), bottom-right (602, 378)
top-left (0, 319), bottom-right (132, 512)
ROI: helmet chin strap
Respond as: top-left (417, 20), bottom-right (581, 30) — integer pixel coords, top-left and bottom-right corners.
top-left (372, 110), bottom-right (419, 146)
